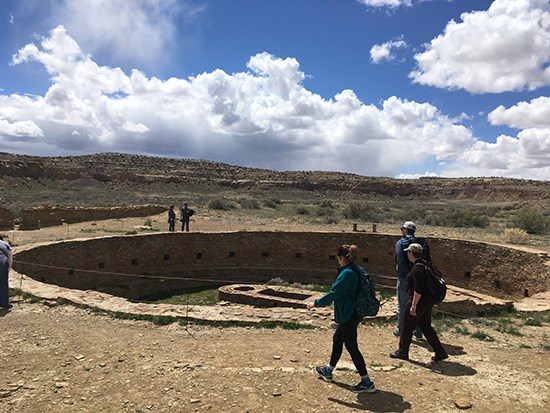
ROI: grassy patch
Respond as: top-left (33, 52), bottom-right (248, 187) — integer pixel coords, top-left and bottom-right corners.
top-left (184, 319), bottom-right (316, 330)
top-left (9, 288), bottom-right (43, 303)
top-left (90, 308), bottom-right (178, 326)
top-left (142, 286), bottom-right (220, 306)
top-left (378, 289), bottom-right (395, 301)
top-left (471, 330), bottom-right (495, 341)
top-left (454, 325), bottom-right (470, 335)
top-left (496, 324), bottom-right (523, 336)
top-left (524, 318), bottom-right (543, 327)
top-left (432, 312), bottom-right (463, 333)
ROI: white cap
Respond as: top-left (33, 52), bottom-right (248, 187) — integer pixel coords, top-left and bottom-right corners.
top-left (401, 221), bottom-right (416, 230)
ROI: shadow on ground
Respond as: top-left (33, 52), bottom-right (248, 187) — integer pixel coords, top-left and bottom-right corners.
top-left (329, 382), bottom-right (412, 412)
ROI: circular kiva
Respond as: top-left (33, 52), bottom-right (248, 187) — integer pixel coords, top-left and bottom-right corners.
top-left (12, 231), bottom-right (549, 302)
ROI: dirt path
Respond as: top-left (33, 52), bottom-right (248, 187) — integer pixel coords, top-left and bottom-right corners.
top-left (1, 302), bottom-right (548, 413)
top-left (2, 213), bottom-right (549, 412)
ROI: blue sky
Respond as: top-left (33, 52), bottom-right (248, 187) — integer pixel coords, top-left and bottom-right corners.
top-left (0, 0), bottom-right (549, 180)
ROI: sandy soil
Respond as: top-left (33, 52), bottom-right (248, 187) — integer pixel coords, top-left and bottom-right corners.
top-left (1, 213), bottom-right (549, 412)
top-left (1, 302), bottom-right (548, 413)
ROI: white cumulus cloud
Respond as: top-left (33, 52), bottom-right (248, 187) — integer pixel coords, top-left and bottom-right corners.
top-left (0, 25), bottom-right (548, 180)
top-left (410, 0), bottom-right (550, 94)
top-left (488, 96), bottom-right (550, 129)
top-left (357, 0), bottom-right (413, 8)
top-left (446, 131), bottom-right (550, 181)
top-left (370, 38), bottom-right (408, 63)
top-left (49, 0), bottom-right (204, 69)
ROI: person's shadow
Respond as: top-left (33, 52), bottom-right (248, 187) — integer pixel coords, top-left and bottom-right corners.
top-left (329, 381), bottom-right (412, 412)
top-left (413, 340), bottom-right (467, 356)
top-left (0, 307), bottom-right (12, 317)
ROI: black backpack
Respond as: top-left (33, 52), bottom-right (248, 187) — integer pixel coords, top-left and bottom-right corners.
top-left (417, 262), bottom-right (447, 304)
top-left (410, 236), bottom-right (432, 263)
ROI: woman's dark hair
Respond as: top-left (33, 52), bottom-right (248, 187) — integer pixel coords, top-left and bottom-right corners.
top-left (336, 244), bottom-right (359, 264)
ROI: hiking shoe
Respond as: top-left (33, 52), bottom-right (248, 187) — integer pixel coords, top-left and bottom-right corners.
top-left (350, 378), bottom-right (376, 394)
top-left (431, 353), bottom-right (449, 362)
top-left (392, 327), bottom-right (400, 338)
top-left (389, 350), bottom-right (409, 360)
top-left (315, 366), bottom-right (333, 383)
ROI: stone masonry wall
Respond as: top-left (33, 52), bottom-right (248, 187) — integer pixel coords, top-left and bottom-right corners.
top-left (20, 205), bottom-right (166, 230)
top-left (0, 207), bottom-right (15, 230)
top-left (13, 231), bottom-right (549, 300)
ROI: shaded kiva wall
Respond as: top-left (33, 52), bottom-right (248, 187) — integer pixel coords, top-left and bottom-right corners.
top-left (0, 207), bottom-right (15, 230)
top-left (13, 232), bottom-right (549, 300)
top-left (20, 205), bottom-right (166, 230)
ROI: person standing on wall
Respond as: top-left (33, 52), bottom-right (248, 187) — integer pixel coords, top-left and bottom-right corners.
top-left (394, 221), bottom-right (423, 341)
top-left (180, 203), bottom-right (194, 232)
top-left (390, 243), bottom-right (448, 362)
top-left (168, 205), bottom-right (176, 232)
top-left (307, 244), bottom-right (376, 394)
top-left (0, 235), bottom-right (13, 309)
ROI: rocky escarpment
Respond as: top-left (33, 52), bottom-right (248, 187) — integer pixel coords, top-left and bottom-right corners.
top-left (0, 152), bottom-right (548, 201)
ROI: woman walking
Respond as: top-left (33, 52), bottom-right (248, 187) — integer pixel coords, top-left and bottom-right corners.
top-left (307, 244), bottom-right (375, 393)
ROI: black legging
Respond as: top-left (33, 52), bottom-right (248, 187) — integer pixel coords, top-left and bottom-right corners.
top-left (329, 312), bottom-right (368, 376)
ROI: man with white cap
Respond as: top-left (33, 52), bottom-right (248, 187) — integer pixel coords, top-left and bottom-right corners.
top-left (394, 221), bottom-right (423, 340)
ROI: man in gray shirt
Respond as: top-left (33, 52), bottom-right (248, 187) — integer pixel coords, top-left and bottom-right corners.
top-left (0, 236), bottom-right (13, 309)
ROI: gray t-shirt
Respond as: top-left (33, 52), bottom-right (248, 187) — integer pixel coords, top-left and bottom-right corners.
top-left (0, 240), bottom-right (13, 267)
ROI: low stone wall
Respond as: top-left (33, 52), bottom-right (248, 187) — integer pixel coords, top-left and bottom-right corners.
top-left (0, 207), bottom-right (15, 230)
top-left (12, 231), bottom-right (549, 301)
top-left (20, 205), bottom-right (166, 230)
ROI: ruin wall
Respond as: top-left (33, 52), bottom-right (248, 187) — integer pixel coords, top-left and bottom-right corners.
top-left (13, 231), bottom-right (549, 300)
top-left (0, 207), bottom-right (14, 230)
top-left (19, 205), bottom-right (166, 230)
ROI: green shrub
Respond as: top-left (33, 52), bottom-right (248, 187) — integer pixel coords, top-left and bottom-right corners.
top-left (324, 213), bottom-right (339, 225)
top-left (239, 199), bottom-right (261, 209)
top-left (512, 207), bottom-right (549, 234)
top-left (209, 198), bottom-right (235, 210)
top-left (264, 198), bottom-right (279, 209)
top-left (342, 202), bottom-right (381, 222)
top-left (296, 206), bottom-right (310, 215)
top-left (433, 207), bottom-right (489, 228)
top-left (319, 200), bottom-right (335, 209)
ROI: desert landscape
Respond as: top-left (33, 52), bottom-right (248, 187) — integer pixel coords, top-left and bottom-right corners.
top-left (1, 152), bottom-right (549, 412)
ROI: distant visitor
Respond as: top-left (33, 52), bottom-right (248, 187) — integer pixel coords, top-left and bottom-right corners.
top-left (168, 205), bottom-right (176, 232)
top-left (180, 203), bottom-right (194, 232)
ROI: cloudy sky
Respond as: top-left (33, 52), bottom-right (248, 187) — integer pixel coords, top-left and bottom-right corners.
top-left (0, 0), bottom-right (549, 180)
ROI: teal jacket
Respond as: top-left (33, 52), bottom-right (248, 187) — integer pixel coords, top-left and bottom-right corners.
top-left (314, 263), bottom-right (361, 323)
